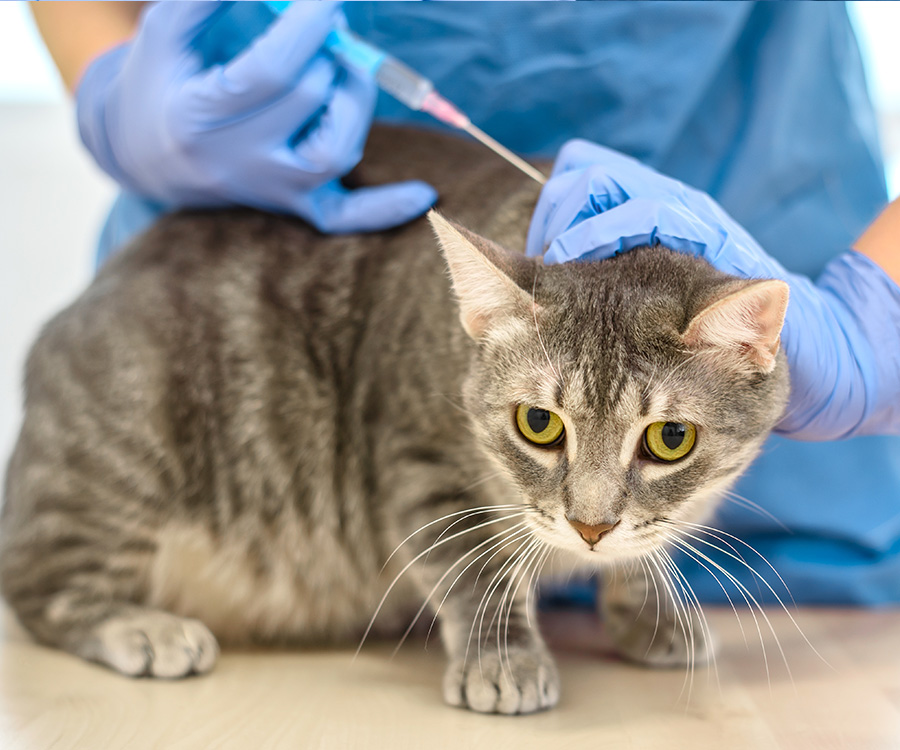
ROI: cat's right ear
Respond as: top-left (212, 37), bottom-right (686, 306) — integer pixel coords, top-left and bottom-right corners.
top-left (428, 211), bottom-right (537, 339)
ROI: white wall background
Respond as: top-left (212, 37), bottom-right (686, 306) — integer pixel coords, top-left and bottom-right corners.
top-left (0, 1), bottom-right (898, 466)
top-left (0, 3), bottom-right (116, 465)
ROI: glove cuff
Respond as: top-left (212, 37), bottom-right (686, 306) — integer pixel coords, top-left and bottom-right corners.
top-left (75, 43), bottom-right (134, 188)
top-left (818, 251), bottom-right (900, 437)
top-left (776, 250), bottom-right (900, 440)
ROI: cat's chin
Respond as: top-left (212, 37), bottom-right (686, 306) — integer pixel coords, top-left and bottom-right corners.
top-left (537, 536), bottom-right (660, 569)
top-left (563, 545), bottom-right (663, 567)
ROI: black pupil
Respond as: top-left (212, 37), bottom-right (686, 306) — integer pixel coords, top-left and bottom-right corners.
top-left (526, 408), bottom-right (551, 434)
top-left (661, 422), bottom-right (686, 450)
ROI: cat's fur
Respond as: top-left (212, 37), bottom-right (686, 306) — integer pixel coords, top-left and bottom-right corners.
top-left (0, 127), bottom-right (789, 714)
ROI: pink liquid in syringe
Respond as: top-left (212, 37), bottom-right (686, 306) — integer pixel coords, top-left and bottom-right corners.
top-left (421, 91), bottom-right (470, 129)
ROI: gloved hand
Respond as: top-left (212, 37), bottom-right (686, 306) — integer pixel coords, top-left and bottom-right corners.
top-left (527, 139), bottom-right (900, 441)
top-left (76, 2), bottom-right (436, 233)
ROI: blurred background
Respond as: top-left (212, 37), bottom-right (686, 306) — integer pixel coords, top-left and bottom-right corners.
top-left (1, 1), bottom-right (900, 466)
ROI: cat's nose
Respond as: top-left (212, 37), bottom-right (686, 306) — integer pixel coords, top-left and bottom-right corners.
top-left (568, 518), bottom-right (619, 547)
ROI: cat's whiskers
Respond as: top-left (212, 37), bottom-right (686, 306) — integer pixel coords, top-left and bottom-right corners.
top-left (470, 521), bottom-right (535, 593)
top-left (414, 522), bottom-right (535, 653)
top-left (464, 539), bottom-right (531, 664)
top-left (561, 552), bottom-right (583, 588)
top-left (526, 548), bottom-right (554, 629)
top-left (659, 528), bottom-right (771, 671)
top-left (392, 521), bottom-right (532, 654)
top-left (662, 547), bottom-right (708, 704)
top-left (662, 531), bottom-right (750, 650)
top-left (486, 538), bottom-right (537, 683)
top-left (421, 483), bottom-right (514, 569)
top-left (662, 520), bottom-right (802, 621)
top-left (646, 548), bottom-right (697, 703)
top-left (497, 538), bottom-right (544, 681)
top-left (638, 556), bottom-right (663, 657)
top-left (357, 511), bottom-right (532, 657)
top-left (658, 546), bottom-right (721, 693)
top-left (381, 503), bottom-right (524, 572)
top-left (467, 534), bottom-right (535, 675)
top-left (719, 488), bottom-right (792, 533)
top-left (635, 558), bottom-right (651, 623)
top-left (675, 522), bottom-right (768, 607)
top-left (661, 521), bottom-right (827, 672)
top-left (660, 530), bottom-right (786, 691)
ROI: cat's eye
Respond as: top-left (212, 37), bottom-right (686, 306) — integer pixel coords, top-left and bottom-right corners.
top-left (515, 405), bottom-right (565, 446)
top-left (643, 422), bottom-right (696, 462)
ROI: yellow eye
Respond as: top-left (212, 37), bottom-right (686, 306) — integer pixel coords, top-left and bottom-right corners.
top-left (516, 405), bottom-right (565, 446)
top-left (644, 422), bottom-right (696, 462)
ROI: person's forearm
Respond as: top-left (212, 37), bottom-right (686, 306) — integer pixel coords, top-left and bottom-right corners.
top-left (854, 197), bottom-right (900, 285)
top-left (31, 2), bottom-right (144, 91)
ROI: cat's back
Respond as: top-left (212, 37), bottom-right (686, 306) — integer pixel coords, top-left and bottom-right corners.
top-left (81, 124), bottom-right (540, 353)
top-left (8, 123), bottom-right (541, 532)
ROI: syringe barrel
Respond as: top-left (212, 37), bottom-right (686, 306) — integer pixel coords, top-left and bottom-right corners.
top-left (374, 58), bottom-right (434, 111)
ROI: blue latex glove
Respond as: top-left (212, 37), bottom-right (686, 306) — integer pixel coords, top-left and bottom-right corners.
top-left (76, 2), bottom-right (436, 233)
top-left (527, 139), bottom-right (900, 441)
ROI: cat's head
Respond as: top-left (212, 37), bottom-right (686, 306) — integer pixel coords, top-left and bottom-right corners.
top-left (430, 211), bottom-right (789, 563)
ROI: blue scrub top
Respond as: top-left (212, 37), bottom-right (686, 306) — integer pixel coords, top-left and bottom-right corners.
top-left (98, 2), bottom-right (900, 605)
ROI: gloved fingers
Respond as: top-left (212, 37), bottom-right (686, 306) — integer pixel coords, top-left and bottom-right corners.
top-left (134, 2), bottom-right (227, 65)
top-left (542, 172), bottom-right (633, 249)
top-left (213, 2), bottom-right (343, 112)
top-left (188, 53), bottom-right (338, 134)
top-left (551, 138), bottom-right (657, 179)
top-left (292, 67), bottom-right (378, 181)
top-left (526, 169), bottom-right (629, 256)
top-left (551, 139), bottom-right (694, 208)
top-left (542, 198), bottom-right (716, 265)
top-left (291, 179), bottom-right (437, 234)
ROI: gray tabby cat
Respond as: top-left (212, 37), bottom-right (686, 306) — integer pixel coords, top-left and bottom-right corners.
top-left (0, 127), bottom-right (789, 715)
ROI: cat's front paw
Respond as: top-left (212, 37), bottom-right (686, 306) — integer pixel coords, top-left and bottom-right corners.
top-left (80, 609), bottom-right (220, 678)
top-left (604, 599), bottom-right (716, 669)
top-left (443, 643), bottom-right (560, 715)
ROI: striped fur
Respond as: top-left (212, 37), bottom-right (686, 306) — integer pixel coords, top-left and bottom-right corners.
top-left (0, 127), bottom-right (787, 713)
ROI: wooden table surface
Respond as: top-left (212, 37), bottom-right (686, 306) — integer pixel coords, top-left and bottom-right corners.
top-left (4, 605), bottom-right (900, 750)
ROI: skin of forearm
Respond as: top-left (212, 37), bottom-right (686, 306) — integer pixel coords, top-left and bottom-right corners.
top-left (854, 197), bottom-right (900, 286)
top-left (31, 1), bottom-right (144, 91)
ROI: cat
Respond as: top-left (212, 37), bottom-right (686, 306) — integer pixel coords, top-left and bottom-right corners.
top-left (0, 126), bottom-right (789, 715)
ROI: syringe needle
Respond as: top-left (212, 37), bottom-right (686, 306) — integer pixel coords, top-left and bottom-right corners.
top-left (322, 27), bottom-right (548, 186)
top-left (461, 123), bottom-right (547, 185)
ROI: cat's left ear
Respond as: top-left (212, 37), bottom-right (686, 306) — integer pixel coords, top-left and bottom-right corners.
top-left (429, 211), bottom-right (538, 339)
top-left (683, 279), bottom-right (789, 373)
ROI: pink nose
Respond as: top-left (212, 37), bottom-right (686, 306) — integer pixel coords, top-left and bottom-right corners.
top-left (568, 519), bottom-right (619, 546)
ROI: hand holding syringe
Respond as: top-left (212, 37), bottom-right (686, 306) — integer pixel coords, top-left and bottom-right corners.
top-left (324, 29), bottom-right (547, 185)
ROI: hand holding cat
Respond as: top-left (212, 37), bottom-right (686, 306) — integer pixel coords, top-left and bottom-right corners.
top-left (528, 139), bottom-right (900, 441)
top-left (75, 2), bottom-right (436, 233)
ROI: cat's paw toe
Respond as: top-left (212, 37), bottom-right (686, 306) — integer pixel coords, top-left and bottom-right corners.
top-left (443, 645), bottom-right (559, 715)
top-left (606, 605), bottom-right (716, 669)
top-left (89, 611), bottom-right (219, 678)
top-left (644, 624), bottom-right (715, 669)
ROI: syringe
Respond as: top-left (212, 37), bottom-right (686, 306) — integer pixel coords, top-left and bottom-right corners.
top-left (324, 28), bottom-right (547, 185)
